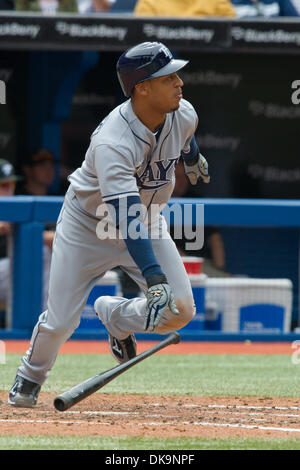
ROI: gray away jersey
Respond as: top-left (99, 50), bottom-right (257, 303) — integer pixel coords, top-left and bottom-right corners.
top-left (68, 98), bottom-right (198, 220)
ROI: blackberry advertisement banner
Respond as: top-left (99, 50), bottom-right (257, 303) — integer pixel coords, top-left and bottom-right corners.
top-left (179, 52), bottom-right (300, 199)
top-left (1, 13), bottom-right (300, 198)
top-left (0, 13), bottom-right (300, 54)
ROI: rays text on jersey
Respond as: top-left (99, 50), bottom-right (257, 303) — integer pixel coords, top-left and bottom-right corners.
top-left (135, 157), bottom-right (179, 190)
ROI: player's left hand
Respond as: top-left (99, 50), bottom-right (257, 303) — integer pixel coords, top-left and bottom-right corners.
top-left (144, 283), bottom-right (179, 331)
top-left (184, 153), bottom-right (210, 185)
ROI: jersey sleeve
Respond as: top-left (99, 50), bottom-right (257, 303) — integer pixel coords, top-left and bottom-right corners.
top-left (93, 144), bottom-right (140, 202)
top-left (181, 101), bottom-right (199, 154)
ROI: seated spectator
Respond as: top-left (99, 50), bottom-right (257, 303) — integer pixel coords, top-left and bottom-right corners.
top-left (16, 148), bottom-right (56, 250)
top-left (134, 0), bottom-right (236, 17)
top-left (0, 160), bottom-right (51, 325)
top-left (77, 0), bottom-right (116, 13)
top-left (16, 149), bottom-right (55, 197)
top-left (15, 0), bottom-right (78, 13)
top-left (231, 0), bottom-right (299, 17)
top-left (0, 161), bottom-right (18, 327)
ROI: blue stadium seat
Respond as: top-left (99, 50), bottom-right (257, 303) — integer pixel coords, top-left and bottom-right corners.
top-left (109, 0), bottom-right (138, 13)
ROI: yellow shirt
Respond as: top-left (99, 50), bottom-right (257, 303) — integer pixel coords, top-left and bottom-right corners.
top-left (134, 0), bottom-right (236, 17)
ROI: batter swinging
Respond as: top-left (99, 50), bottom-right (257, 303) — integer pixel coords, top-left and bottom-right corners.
top-left (9, 42), bottom-right (210, 407)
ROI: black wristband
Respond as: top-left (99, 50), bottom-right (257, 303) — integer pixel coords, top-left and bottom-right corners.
top-left (183, 153), bottom-right (199, 166)
top-left (146, 274), bottom-right (168, 288)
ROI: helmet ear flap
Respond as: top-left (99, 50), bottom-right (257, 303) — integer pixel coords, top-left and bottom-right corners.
top-left (116, 70), bottom-right (129, 97)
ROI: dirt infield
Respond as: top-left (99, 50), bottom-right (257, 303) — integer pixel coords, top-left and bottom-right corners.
top-left (2, 340), bottom-right (299, 440)
top-left (1, 393), bottom-right (300, 439)
top-left (4, 339), bottom-right (296, 355)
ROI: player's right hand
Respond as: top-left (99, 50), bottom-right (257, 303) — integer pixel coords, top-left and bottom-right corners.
top-left (144, 282), bottom-right (179, 331)
top-left (184, 153), bottom-right (210, 185)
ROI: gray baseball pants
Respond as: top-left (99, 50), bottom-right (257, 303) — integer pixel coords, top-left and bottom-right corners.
top-left (17, 189), bottom-right (195, 386)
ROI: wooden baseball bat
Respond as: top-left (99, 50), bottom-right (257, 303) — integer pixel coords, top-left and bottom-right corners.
top-left (54, 331), bottom-right (180, 411)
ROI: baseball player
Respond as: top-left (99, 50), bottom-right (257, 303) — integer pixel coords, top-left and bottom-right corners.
top-left (8, 42), bottom-right (210, 407)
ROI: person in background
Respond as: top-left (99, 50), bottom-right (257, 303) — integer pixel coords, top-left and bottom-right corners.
top-left (0, 159), bottom-right (51, 327)
top-left (16, 149), bottom-right (57, 311)
top-left (16, 149), bottom-right (55, 197)
top-left (231, 0), bottom-right (299, 17)
top-left (134, 0), bottom-right (236, 17)
top-left (0, 160), bottom-right (22, 326)
top-left (77, 0), bottom-right (115, 13)
top-left (171, 159), bottom-right (230, 277)
top-left (16, 149), bottom-right (56, 250)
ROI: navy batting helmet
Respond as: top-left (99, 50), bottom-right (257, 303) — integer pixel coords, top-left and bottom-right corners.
top-left (116, 42), bottom-right (189, 98)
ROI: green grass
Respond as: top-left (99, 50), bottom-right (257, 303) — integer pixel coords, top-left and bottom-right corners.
top-left (1, 353), bottom-right (300, 397)
top-left (1, 352), bottom-right (300, 450)
top-left (1, 435), bottom-right (300, 450)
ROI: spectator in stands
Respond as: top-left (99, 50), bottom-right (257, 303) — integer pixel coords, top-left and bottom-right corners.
top-left (16, 149), bottom-right (55, 197)
top-left (16, 148), bottom-right (56, 250)
top-left (77, 0), bottom-right (116, 13)
top-left (0, 160), bottom-right (21, 323)
top-left (0, 159), bottom-right (51, 326)
top-left (0, 160), bottom-right (18, 327)
top-left (231, 0), bottom-right (299, 17)
top-left (16, 149), bottom-right (56, 307)
top-left (134, 0), bottom-right (236, 17)
top-left (171, 159), bottom-right (231, 277)
top-left (15, 0), bottom-right (78, 13)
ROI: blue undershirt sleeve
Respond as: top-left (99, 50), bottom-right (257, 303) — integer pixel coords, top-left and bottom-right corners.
top-left (181, 134), bottom-right (199, 162)
top-left (107, 196), bottom-right (164, 280)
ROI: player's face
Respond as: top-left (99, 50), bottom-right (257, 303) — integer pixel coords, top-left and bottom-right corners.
top-left (148, 72), bottom-right (184, 113)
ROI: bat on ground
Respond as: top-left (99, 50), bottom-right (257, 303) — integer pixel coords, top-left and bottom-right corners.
top-left (54, 331), bottom-right (180, 411)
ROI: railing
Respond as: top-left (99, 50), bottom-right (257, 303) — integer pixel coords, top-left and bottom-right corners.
top-left (0, 196), bottom-right (300, 340)
top-left (0, 196), bottom-right (63, 335)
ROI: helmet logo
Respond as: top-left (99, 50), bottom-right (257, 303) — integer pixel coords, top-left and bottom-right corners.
top-left (159, 45), bottom-right (173, 61)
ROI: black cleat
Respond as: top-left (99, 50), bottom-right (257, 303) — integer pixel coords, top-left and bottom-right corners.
top-left (108, 334), bottom-right (137, 364)
top-left (8, 375), bottom-right (41, 408)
